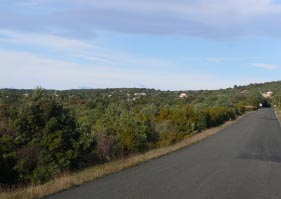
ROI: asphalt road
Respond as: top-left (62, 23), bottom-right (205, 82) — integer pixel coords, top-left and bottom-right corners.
top-left (46, 108), bottom-right (281, 199)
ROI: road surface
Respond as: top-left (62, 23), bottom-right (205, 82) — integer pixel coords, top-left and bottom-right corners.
top-left (46, 108), bottom-right (281, 199)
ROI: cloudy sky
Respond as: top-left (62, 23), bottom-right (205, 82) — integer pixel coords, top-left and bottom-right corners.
top-left (1, 0), bottom-right (281, 90)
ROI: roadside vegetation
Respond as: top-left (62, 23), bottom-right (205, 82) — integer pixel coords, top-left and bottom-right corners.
top-left (274, 95), bottom-right (281, 124)
top-left (0, 81), bottom-right (280, 198)
top-left (0, 116), bottom-right (244, 199)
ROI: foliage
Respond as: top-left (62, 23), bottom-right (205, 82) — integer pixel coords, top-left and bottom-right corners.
top-left (1, 81), bottom-right (281, 186)
top-left (0, 89), bottom-right (94, 184)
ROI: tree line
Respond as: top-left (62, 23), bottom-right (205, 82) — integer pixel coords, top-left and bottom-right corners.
top-left (0, 82), bottom-right (278, 186)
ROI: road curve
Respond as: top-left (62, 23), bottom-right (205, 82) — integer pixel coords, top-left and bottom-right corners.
top-left (46, 108), bottom-right (281, 199)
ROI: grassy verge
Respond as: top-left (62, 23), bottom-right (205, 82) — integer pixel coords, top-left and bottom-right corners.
top-left (275, 107), bottom-right (281, 126)
top-left (0, 114), bottom-right (247, 199)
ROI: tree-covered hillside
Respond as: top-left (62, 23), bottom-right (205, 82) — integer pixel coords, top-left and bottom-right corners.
top-left (0, 81), bottom-right (280, 186)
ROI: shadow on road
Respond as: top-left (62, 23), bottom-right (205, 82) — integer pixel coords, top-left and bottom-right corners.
top-left (236, 153), bottom-right (281, 163)
top-left (252, 117), bottom-right (278, 121)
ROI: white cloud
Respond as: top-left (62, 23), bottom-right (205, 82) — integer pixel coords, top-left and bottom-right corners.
top-left (207, 57), bottom-right (243, 63)
top-left (1, 49), bottom-right (278, 90)
top-left (250, 63), bottom-right (278, 70)
top-left (2, 0), bottom-right (281, 39)
top-left (79, 0), bottom-right (281, 28)
top-left (91, 0), bottom-right (281, 19)
top-left (207, 57), bottom-right (262, 63)
top-left (0, 30), bottom-right (95, 53)
top-left (0, 50), bottom-right (221, 90)
top-left (0, 30), bottom-right (175, 70)
top-left (16, 0), bottom-right (48, 7)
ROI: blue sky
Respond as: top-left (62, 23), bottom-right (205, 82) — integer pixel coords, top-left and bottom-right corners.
top-left (0, 0), bottom-right (281, 90)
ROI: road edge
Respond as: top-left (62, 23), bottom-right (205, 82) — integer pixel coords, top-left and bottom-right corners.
top-left (275, 108), bottom-right (281, 127)
top-left (0, 112), bottom-right (250, 199)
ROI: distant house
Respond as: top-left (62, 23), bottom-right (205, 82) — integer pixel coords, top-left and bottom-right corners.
top-left (23, 93), bottom-right (29, 97)
top-left (132, 93), bottom-right (146, 101)
top-left (53, 91), bottom-right (59, 97)
top-left (179, 93), bottom-right (187, 98)
top-left (261, 91), bottom-right (273, 98)
top-left (266, 91), bottom-right (273, 97)
top-left (134, 93), bottom-right (146, 97)
top-left (240, 90), bottom-right (250, 94)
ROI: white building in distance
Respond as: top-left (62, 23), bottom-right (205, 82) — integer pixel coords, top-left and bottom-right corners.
top-left (266, 91), bottom-right (273, 97)
top-left (134, 93), bottom-right (146, 97)
top-left (179, 93), bottom-right (187, 98)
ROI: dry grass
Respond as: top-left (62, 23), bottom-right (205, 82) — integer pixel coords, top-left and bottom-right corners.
top-left (0, 114), bottom-right (246, 199)
top-left (275, 108), bottom-right (281, 126)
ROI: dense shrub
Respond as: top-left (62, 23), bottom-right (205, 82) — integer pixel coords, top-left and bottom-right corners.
top-left (0, 89), bottom-right (94, 184)
top-left (0, 84), bottom-right (269, 186)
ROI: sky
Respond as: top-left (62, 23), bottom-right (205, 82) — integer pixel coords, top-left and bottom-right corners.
top-left (0, 0), bottom-right (281, 90)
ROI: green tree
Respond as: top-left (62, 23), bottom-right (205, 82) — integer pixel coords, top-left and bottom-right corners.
top-left (13, 88), bottom-right (93, 183)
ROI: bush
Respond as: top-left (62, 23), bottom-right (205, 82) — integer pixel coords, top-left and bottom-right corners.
top-left (9, 89), bottom-right (94, 184)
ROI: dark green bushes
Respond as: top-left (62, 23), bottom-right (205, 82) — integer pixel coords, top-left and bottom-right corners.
top-left (0, 86), bottom-right (265, 187)
top-left (0, 89), bottom-right (94, 184)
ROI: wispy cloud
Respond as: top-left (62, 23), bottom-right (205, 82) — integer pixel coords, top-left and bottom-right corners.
top-left (16, 0), bottom-right (49, 8)
top-left (0, 50), bottom-right (219, 90)
top-left (207, 57), bottom-right (263, 64)
top-left (0, 30), bottom-right (95, 53)
top-left (250, 63), bottom-right (278, 70)
top-left (1, 1), bottom-right (280, 90)
top-left (0, 30), bottom-right (174, 69)
top-left (207, 57), bottom-right (244, 63)
top-left (1, 0), bottom-right (281, 40)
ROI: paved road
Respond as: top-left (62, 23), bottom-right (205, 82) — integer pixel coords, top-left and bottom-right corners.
top-left (47, 108), bottom-right (281, 199)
